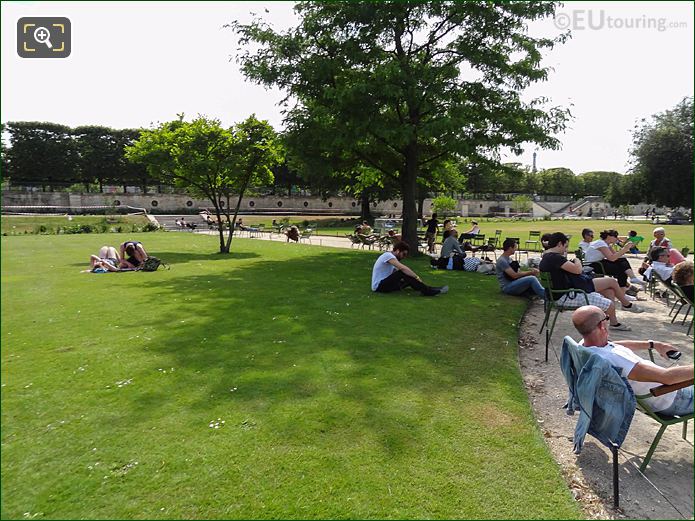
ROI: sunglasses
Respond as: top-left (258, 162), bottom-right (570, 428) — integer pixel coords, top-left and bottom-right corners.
top-left (594, 315), bottom-right (610, 329)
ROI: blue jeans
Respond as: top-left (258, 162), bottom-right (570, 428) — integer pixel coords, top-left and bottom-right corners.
top-left (502, 276), bottom-right (545, 298)
top-left (659, 386), bottom-right (694, 416)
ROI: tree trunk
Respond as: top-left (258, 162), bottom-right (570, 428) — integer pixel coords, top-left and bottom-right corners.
top-left (401, 143), bottom-right (420, 254)
top-left (417, 195), bottom-right (425, 220)
top-left (213, 201), bottom-right (227, 254)
top-left (225, 175), bottom-right (252, 252)
top-left (360, 192), bottom-right (373, 222)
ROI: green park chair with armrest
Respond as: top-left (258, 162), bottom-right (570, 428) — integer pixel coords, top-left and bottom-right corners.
top-left (666, 282), bottom-right (693, 335)
top-left (471, 233), bottom-right (486, 247)
top-left (539, 272), bottom-right (590, 362)
top-left (636, 347), bottom-right (694, 472)
top-left (346, 234), bottom-right (362, 248)
top-left (651, 271), bottom-right (673, 306)
top-left (357, 233), bottom-right (378, 250)
top-left (525, 231), bottom-right (541, 252)
top-left (561, 336), bottom-right (693, 507)
top-left (299, 228), bottom-right (314, 244)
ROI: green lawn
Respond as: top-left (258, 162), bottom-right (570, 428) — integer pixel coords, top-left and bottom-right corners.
top-left (1, 234), bottom-right (581, 519)
top-left (2, 215), bottom-right (150, 235)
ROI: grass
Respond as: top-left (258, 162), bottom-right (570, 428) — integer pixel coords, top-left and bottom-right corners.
top-left (1, 215), bottom-right (151, 235)
top-left (5, 215), bottom-right (692, 256)
top-left (0, 234), bottom-right (582, 519)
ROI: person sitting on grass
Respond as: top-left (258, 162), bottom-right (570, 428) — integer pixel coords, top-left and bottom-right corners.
top-left (572, 305), bottom-right (694, 417)
top-left (372, 241), bottom-right (448, 297)
top-left (540, 232), bottom-right (640, 331)
top-left (495, 238), bottom-right (545, 299)
top-left (432, 229), bottom-right (466, 269)
top-left (672, 261), bottom-right (694, 301)
top-left (119, 241), bottom-right (148, 268)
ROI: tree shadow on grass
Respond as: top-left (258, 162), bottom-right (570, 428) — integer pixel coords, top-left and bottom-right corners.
top-left (68, 250), bottom-right (260, 267)
top-left (117, 249), bottom-right (525, 454)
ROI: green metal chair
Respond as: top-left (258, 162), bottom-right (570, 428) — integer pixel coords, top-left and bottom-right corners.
top-left (667, 282), bottom-right (693, 334)
top-left (539, 272), bottom-right (590, 362)
top-left (299, 228), bottom-right (314, 244)
top-left (525, 231), bottom-right (542, 252)
top-left (561, 337), bottom-right (693, 507)
top-left (635, 347), bottom-right (694, 472)
top-left (471, 233), bottom-right (486, 247)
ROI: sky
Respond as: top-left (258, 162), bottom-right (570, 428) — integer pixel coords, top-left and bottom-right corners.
top-left (2, 1), bottom-right (693, 175)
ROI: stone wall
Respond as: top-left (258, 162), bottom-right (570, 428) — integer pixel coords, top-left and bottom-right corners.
top-left (3, 191), bottom-right (519, 216)
top-left (8, 190), bottom-right (666, 217)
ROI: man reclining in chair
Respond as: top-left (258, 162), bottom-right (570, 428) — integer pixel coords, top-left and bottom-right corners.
top-left (572, 305), bottom-right (694, 416)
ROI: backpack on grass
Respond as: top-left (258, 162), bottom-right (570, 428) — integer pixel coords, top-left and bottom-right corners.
top-left (140, 256), bottom-right (168, 272)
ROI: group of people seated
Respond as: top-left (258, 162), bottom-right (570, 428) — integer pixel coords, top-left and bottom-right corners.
top-left (86, 240), bottom-right (149, 273)
top-left (199, 209), bottom-right (216, 227)
top-left (578, 228), bottom-right (646, 290)
top-left (430, 226), bottom-right (493, 271)
top-left (422, 213), bottom-right (481, 254)
top-left (175, 217), bottom-right (197, 230)
top-left (493, 225), bottom-right (692, 330)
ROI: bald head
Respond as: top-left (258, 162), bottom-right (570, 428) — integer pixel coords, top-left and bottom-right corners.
top-left (572, 306), bottom-right (606, 336)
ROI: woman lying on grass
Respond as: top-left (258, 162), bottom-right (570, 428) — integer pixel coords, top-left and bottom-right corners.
top-left (82, 246), bottom-right (137, 273)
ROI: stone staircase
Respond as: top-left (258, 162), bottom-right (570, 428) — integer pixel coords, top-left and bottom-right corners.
top-left (152, 214), bottom-right (209, 232)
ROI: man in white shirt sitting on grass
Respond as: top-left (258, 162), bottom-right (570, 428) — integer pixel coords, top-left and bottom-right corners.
top-left (371, 241), bottom-right (448, 297)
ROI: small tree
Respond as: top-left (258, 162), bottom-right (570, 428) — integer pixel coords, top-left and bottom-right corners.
top-left (431, 195), bottom-right (457, 217)
top-left (126, 115), bottom-right (281, 253)
top-left (511, 195), bottom-right (533, 214)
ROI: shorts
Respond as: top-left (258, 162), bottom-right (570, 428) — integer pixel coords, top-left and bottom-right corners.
top-left (557, 291), bottom-right (612, 311)
top-left (104, 258), bottom-right (118, 267)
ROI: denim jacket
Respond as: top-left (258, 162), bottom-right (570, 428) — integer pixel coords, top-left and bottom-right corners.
top-left (560, 336), bottom-right (636, 453)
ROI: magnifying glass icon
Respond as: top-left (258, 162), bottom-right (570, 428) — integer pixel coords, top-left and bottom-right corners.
top-left (33, 26), bottom-right (53, 49)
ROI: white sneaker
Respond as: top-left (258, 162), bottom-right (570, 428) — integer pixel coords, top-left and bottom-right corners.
top-left (610, 322), bottom-right (632, 331)
top-left (622, 303), bottom-right (644, 313)
top-left (624, 294), bottom-right (637, 301)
